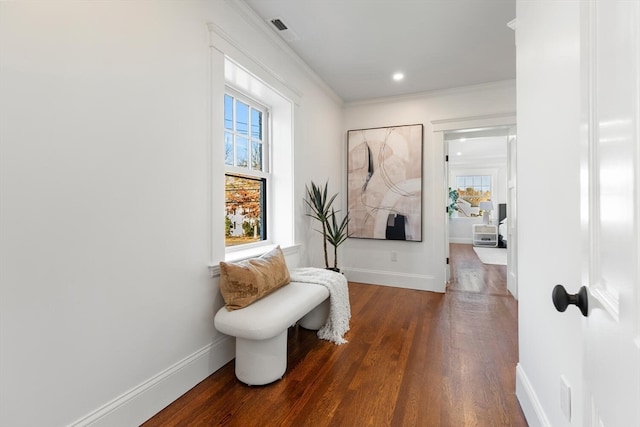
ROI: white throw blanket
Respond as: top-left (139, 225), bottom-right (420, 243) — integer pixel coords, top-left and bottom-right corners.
top-left (290, 267), bottom-right (351, 345)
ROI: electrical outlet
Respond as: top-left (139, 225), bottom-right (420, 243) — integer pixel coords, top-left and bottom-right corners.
top-left (560, 376), bottom-right (572, 421)
top-left (391, 251), bottom-right (398, 262)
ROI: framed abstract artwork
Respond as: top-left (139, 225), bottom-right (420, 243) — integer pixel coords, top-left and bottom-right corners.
top-left (347, 124), bottom-right (423, 241)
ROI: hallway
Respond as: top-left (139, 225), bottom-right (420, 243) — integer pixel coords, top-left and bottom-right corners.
top-left (448, 243), bottom-right (511, 296)
top-left (144, 244), bottom-right (526, 426)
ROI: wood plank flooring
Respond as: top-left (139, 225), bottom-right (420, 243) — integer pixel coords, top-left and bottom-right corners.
top-left (143, 243), bottom-right (527, 426)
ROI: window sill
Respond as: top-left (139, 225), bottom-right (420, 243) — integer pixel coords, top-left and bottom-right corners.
top-left (208, 243), bottom-right (301, 278)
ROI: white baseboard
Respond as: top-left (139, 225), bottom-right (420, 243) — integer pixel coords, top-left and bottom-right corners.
top-left (342, 267), bottom-right (445, 293)
top-left (516, 363), bottom-right (551, 427)
top-left (69, 336), bottom-right (235, 427)
top-left (449, 237), bottom-right (473, 244)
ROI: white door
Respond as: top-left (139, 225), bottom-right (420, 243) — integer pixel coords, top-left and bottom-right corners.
top-left (579, 1), bottom-right (640, 425)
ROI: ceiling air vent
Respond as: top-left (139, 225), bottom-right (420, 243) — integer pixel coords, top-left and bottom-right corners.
top-left (270, 18), bottom-right (288, 31)
top-left (268, 17), bottom-right (299, 42)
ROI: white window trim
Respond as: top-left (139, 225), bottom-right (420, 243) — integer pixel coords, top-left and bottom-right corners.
top-left (207, 25), bottom-right (296, 267)
top-left (450, 167), bottom-right (499, 220)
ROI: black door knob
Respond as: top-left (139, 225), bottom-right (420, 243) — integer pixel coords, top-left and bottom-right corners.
top-left (552, 285), bottom-right (589, 317)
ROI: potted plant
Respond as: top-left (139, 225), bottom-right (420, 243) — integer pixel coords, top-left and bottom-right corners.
top-left (325, 207), bottom-right (350, 272)
top-left (304, 181), bottom-right (350, 271)
top-left (305, 181), bottom-right (336, 269)
top-left (448, 187), bottom-right (459, 217)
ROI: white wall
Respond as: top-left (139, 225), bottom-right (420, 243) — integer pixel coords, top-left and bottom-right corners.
top-left (342, 83), bottom-right (516, 291)
top-left (0, 1), bottom-right (343, 426)
top-left (449, 217), bottom-right (483, 244)
top-left (515, 1), bottom-right (585, 426)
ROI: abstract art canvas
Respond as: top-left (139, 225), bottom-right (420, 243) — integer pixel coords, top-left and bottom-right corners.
top-left (347, 124), bottom-right (423, 241)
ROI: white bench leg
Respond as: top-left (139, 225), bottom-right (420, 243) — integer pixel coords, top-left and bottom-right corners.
top-left (299, 298), bottom-right (330, 330)
top-left (235, 331), bottom-right (287, 385)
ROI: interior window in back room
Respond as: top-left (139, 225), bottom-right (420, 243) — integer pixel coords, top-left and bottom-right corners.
top-left (456, 175), bottom-right (491, 207)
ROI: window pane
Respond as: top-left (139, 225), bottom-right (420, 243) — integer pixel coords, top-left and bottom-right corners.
top-left (224, 95), bottom-right (233, 130)
top-left (225, 174), bottom-right (266, 246)
top-left (224, 132), bottom-right (233, 166)
top-left (251, 108), bottom-right (262, 140)
top-left (224, 91), bottom-right (270, 248)
top-left (456, 175), bottom-right (492, 208)
top-left (251, 141), bottom-right (262, 171)
top-left (236, 101), bottom-right (249, 136)
top-left (462, 176), bottom-right (469, 188)
top-left (236, 136), bottom-right (248, 167)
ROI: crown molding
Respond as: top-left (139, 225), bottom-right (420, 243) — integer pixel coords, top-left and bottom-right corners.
top-left (432, 111), bottom-right (516, 133)
top-left (344, 79), bottom-right (517, 108)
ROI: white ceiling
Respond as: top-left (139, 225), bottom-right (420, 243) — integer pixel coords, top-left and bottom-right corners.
top-left (243, 0), bottom-right (516, 103)
top-left (448, 136), bottom-right (507, 166)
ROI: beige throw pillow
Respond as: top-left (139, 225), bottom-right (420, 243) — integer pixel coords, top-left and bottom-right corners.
top-left (219, 246), bottom-right (291, 310)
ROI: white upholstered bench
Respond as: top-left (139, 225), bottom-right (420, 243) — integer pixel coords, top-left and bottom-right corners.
top-left (214, 281), bottom-right (330, 385)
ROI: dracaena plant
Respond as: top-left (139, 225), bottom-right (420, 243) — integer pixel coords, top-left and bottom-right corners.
top-left (325, 207), bottom-right (350, 271)
top-left (304, 181), bottom-right (350, 270)
top-left (305, 181), bottom-right (337, 268)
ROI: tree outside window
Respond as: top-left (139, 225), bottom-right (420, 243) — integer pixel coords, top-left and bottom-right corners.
top-left (225, 174), bottom-right (265, 246)
top-left (456, 175), bottom-right (491, 206)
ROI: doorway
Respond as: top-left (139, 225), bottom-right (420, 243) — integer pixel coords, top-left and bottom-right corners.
top-left (431, 115), bottom-right (517, 299)
top-left (446, 128), bottom-right (509, 248)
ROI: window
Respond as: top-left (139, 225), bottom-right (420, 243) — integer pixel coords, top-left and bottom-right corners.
top-left (224, 91), bottom-right (269, 247)
top-left (213, 56), bottom-right (295, 259)
top-left (456, 175), bottom-right (491, 207)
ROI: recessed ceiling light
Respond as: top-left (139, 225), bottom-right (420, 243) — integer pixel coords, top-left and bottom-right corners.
top-left (392, 72), bottom-right (404, 81)
top-left (456, 152), bottom-right (462, 156)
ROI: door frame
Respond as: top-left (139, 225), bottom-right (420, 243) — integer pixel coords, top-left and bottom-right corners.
top-left (432, 113), bottom-right (517, 294)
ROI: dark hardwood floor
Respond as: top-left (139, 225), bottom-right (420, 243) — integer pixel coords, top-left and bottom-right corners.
top-left (143, 243), bottom-right (526, 426)
top-left (447, 243), bottom-right (511, 296)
